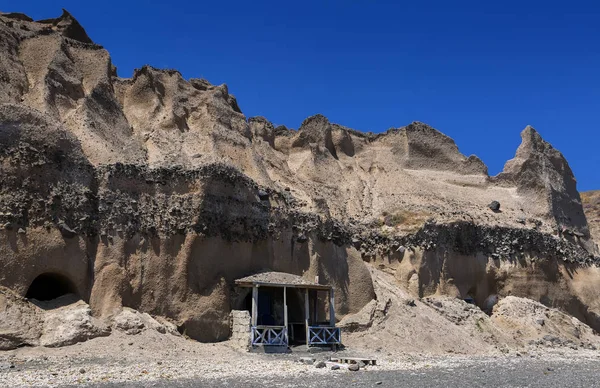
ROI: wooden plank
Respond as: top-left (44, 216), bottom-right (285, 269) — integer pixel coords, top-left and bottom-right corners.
top-left (312, 290), bottom-right (317, 324)
top-left (251, 285), bottom-right (258, 326)
top-left (251, 326), bottom-right (287, 346)
top-left (330, 357), bottom-right (377, 365)
top-left (329, 288), bottom-right (335, 326)
top-left (283, 286), bottom-right (288, 335)
top-left (305, 288), bottom-right (310, 349)
top-left (307, 326), bottom-right (340, 345)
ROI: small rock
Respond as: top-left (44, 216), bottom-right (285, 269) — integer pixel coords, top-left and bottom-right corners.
top-left (488, 201), bottom-right (501, 212)
top-left (57, 220), bottom-right (77, 238)
top-left (348, 363), bottom-right (360, 371)
top-left (79, 368), bottom-right (86, 374)
top-left (547, 367), bottom-right (554, 372)
top-left (376, 382), bottom-right (383, 385)
top-left (296, 234), bottom-right (308, 243)
top-left (315, 361), bottom-right (326, 369)
top-left (406, 299), bottom-right (416, 307)
top-left (299, 357), bottom-right (315, 365)
top-left (330, 365), bottom-right (340, 370)
top-left (17, 228), bottom-right (26, 234)
top-left (257, 190), bottom-right (269, 201)
top-left (536, 318), bottom-right (545, 326)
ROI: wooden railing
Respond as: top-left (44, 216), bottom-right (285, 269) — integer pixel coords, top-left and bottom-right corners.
top-left (308, 326), bottom-right (341, 345)
top-left (251, 325), bottom-right (288, 346)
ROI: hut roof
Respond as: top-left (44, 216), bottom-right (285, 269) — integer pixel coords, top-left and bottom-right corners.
top-left (234, 271), bottom-right (330, 290)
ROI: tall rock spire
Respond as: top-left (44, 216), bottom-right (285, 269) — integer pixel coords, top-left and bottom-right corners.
top-left (500, 126), bottom-right (591, 247)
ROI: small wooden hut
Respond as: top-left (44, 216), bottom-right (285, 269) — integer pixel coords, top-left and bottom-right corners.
top-left (234, 272), bottom-right (341, 348)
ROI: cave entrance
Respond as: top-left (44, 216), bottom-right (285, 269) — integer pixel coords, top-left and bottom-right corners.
top-left (26, 273), bottom-right (78, 302)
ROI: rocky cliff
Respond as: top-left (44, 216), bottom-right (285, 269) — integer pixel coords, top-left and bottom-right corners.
top-left (582, 191), bottom-right (600, 243)
top-left (0, 10), bottom-right (598, 348)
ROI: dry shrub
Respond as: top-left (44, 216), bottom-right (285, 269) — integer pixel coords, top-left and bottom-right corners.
top-left (381, 209), bottom-right (430, 233)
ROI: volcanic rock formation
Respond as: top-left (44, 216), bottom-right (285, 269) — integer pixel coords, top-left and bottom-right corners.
top-left (582, 191), bottom-right (600, 243)
top-left (0, 10), bottom-right (598, 348)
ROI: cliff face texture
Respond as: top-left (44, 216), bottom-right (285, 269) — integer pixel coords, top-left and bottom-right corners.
top-left (582, 191), bottom-right (600, 243)
top-left (0, 10), bottom-right (598, 348)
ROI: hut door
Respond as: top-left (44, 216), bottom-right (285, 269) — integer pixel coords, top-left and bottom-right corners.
top-left (258, 290), bottom-right (274, 325)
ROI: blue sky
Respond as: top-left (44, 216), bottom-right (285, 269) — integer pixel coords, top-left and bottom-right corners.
top-left (6, 1), bottom-right (599, 191)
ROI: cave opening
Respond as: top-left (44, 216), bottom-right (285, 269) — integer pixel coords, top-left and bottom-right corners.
top-left (25, 272), bottom-right (78, 301)
top-left (464, 286), bottom-right (477, 305)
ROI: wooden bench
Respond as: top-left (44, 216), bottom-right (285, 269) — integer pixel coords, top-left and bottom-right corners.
top-left (330, 356), bottom-right (377, 366)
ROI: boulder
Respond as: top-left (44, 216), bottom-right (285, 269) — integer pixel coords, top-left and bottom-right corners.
top-left (39, 296), bottom-right (110, 347)
top-left (0, 288), bottom-right (42, 350)
top-left (112, 307), bottom-right (178, 335)
top-left (488, 201), bottom-right (501, 212)
top-left (348, 362), bottom-right (360, 371)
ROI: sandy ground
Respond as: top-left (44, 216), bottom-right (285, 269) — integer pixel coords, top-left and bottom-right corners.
top-left (2, 329), bottom-right (600, 387)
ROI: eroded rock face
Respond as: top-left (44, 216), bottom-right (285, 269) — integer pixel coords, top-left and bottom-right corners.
top-left (392, 121), bottom-right (488, 175)
top-left (498, 126), bottom-right (590, 241)
top-left (0, 10), bottom-right (598, 344)
top-left (36, 9), bottom-right (93, 44)
top-left (582, 191), bottom-right (600, 244)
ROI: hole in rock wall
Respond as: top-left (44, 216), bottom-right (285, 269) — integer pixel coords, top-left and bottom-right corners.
top-left (461, 286), bottom-right (499, 315)
top-left (463, 286), bottom-right (477, 305)
top-left (26, 273), bottom-right (78, 301)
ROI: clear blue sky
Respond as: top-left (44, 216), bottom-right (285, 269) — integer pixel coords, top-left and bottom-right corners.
top-left (6, 1), bottom-right (599, 191)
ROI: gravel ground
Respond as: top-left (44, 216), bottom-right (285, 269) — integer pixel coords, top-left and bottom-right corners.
top-left (2, 338), bottom-right (600, 388)
top-left (49, 358), bottom-right (600, 388)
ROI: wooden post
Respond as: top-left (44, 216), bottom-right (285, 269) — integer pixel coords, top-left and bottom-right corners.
top-left (304, 288), bottom-right (310, 349)
top-left (283, 287), bottom-right (287, 330)
top-left (251, 285), bottom-right (258, 327)
top-left (329, 288), bottom-right (335, 326)
top-left (312, 290), bottom-right (317, 324)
